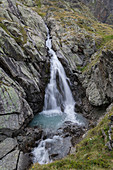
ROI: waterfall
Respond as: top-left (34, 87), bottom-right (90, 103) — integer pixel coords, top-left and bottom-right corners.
top-left (31, 25), bottom-right (87, 165)
top-left (42, 26), bottom-right (78, 123)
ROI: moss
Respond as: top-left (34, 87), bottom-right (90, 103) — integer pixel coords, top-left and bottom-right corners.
top-left (0, 85), bottom-right (20, 114)
top-left (32, 7), bottom-right (46, 17)
top-left (35, 0), bottom-right (41, 8)
top-left (77, 65), bottom-right (87, 72)
top-left (0, 17), bottom-right (27, 47)
top-left (14, 26), bottom-right (27, 45)
top-left (0, 22), bottom-right (14, 38)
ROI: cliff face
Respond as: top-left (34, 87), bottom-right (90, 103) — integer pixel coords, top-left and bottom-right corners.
top-left (81, 0), bottom-right (113, 25)
top-left (0, 0), bottom-right (49, 169)
top-left (0, 0), bottom-right (113, 169)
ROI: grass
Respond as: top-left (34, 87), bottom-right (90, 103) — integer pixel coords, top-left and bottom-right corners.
top-left (30, 106), bottom-right (113, 170)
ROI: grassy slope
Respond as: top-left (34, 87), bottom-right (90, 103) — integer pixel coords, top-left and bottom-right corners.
top-left (31, 0), bottom-right (113, 73)
top-left (30, 105), bottom-right (113, 170)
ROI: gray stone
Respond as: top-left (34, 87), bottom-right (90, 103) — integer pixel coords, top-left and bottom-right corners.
top-left (0, 149), bottom-right (19, 170)
top-left (83, 48), bottom-right (95, 56)
top-left (82, 50), bottom-right (113, 106)
top-left (86, 82), bottom-right (103, 106)
top-left (17, 152), bottom-right (31, 170)
top-left (0, 138), bottom-right (17, 159)
top-left (0, 114), bottom-right (20, 130)
top-left (72, 54), bottom-right (83, 66)
top-left (72, 45), bottom-right (78, 52)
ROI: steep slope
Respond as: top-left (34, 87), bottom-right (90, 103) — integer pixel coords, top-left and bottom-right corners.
top-left (0, 0), bottom-right (49, 169)
top-left (81, 0), bottom-right (113, 25)
top-left (35, 0), bottom-right (113, 117)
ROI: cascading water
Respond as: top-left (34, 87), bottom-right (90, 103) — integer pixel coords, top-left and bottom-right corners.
top-left (30, 26), bottom-right (83, 130)
top-left (44, 26), bottom-right (75, 112)
top-left (30, 25), bottom-right (87, 164)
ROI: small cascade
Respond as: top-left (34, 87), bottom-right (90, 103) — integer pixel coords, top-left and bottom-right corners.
top-left (32, 136), bottom-right (63, 164)
top-left (30, 25), bottom-right (87, 164)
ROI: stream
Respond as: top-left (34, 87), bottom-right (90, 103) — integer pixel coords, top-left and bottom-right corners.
top-left (30, 25), bottom-right (87, 164)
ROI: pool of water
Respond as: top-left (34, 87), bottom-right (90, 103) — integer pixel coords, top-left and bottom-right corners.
top-left (29, 109), bottom-right (87, 131)
top-left (29, 110), bottom-right (66, 130)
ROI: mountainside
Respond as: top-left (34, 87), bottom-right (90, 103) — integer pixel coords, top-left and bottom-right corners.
top-left (0, 0), bottom-right (113, 169)
top-left (81, 0), bottom-right (113, 25)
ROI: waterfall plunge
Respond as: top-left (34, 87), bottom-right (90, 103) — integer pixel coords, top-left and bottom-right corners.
top-left (42, 26), bottom-right (78, 123)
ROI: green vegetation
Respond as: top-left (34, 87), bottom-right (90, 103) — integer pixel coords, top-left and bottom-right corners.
top-left (0, 18), bottom-right (27, 47)
top-left (14, 26), bottom-right (27, 45)
top-left (30, 106), bottom-right (113, 170)
top-left (0, 21), bottom-right (13, 38)
top-left (35, 0), bottom-right (41, 8)
top-left (18, 0), bottom-right (41, 8)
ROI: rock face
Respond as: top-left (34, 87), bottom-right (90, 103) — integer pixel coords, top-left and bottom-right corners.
top-left (81, 0), bottom-right (113, 25)
top-left (82, 50), bottom-right (113, 106)
top-left (0, 0), bottom-right (49, 169)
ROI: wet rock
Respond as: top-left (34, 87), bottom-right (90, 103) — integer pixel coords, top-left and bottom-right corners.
top-left (57, 121), bottom-right (86, 146)
top-left (62, 122), bottom-right (85, 135)
top-left (16, 127), bottom-right (43, 152)
top-left (0, 128), bottom-right (13, 142)
top-left (46, 136), bottom-right (72, 161)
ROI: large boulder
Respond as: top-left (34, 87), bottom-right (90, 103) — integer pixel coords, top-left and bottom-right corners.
top-left (82, 50), bottom-right (113, 106)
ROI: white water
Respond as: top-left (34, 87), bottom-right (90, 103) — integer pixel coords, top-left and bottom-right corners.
top-left (32, 26), bottom-right (86, 164)
top-left (41, 26), bottom-right (79, 123)
top-left (32, 135), bottom-right (63, 164)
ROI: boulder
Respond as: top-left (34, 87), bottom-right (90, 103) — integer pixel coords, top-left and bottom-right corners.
top-left (0, 149), bottom-right (19, 170)
top-left (82, 50), bottom-right (113, 106)
top-left (0, 138), bottom-right (17, 159)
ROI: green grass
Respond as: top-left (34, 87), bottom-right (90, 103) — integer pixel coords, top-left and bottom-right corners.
top-left (30, 106), bottom-right (113, 170)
